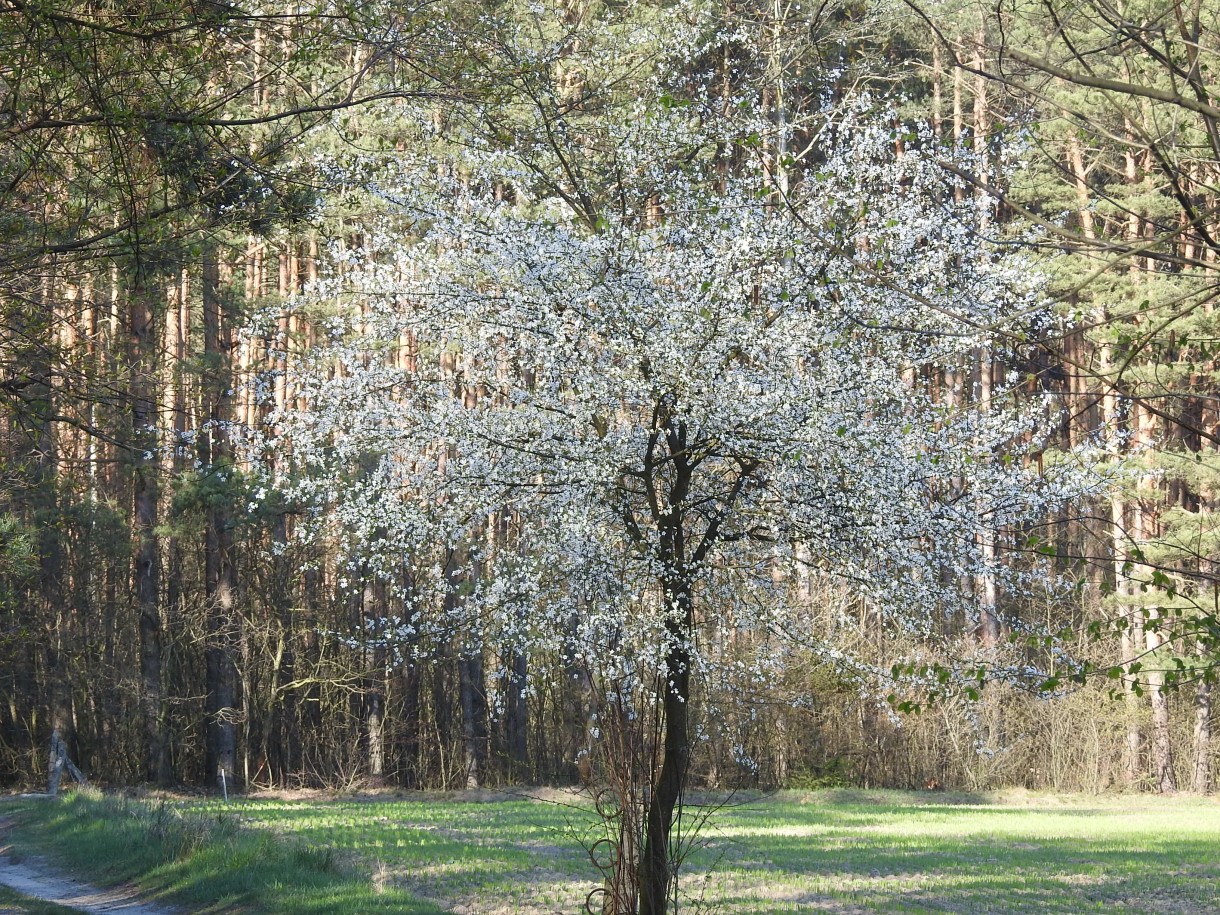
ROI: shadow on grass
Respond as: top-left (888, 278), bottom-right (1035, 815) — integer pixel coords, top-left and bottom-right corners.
top-left (217, 796), bottom-right (597, 873)
top-left (321, 823), bottom-right (1220, 915)
top-left (25, 790), bottom-right (1214, 915)
top-left (818, 788), bottom-right (993, 807)
top-left (706, 832), bottom-right (1220, 914)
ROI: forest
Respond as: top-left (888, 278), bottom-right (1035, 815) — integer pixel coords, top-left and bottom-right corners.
top-left (1, 0), bottom-right (1219, 906)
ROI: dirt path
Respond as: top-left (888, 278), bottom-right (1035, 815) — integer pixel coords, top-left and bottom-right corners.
top-left (0, 858), bottom-right (176, 915)
top-left (0, 816), bottom-right (176, 915)
top-left (0, 858), bottom-right (175, 914)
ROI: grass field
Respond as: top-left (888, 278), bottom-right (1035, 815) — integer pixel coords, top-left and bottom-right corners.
top-left (3, 788), bottom-right (1219, 914)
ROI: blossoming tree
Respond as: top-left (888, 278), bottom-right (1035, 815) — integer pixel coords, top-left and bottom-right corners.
top-left (258, 7), bottom-right (1084, 912)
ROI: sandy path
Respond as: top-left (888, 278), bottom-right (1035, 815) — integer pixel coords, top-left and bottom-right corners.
top-left (0, 856), bottom-right (177, 915)
top-left (0, 814), bottom-right (176, 915)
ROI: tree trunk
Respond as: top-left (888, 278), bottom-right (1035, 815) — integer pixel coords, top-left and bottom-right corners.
top-left (267, 511), bottom-right (297, 784)
top-left (201, 247), bottom-right (240, 788)
top-left (975, 351), bottom-right (1000, 649)
top-left (396, 560), bottom-right (422, 787)
top-left (399, 659), bottom-right (423, 788)
top-left (931, 38), bottom-right (943, 138)
top-left (971, 32), bottom-right (1000, 650)
top-left (459, 648), bottom-right (488, 789)
top-left (28, 283), bottom-right (72, 755)
top-left (504, 646), bottom-right (529, 778)
top-left (363, 575), bottom-right (387, 784)
top-left (130, 278), bottom-right (171, 785)
top-left (637, 577), bottom-right (692, 915)
top-left (491, 508), bottom-right (529, 781)
top-left (952, 40), bottom-right (964, 202)
top-left (1145, 580), bottom-right (1177, 794)
top-left (1132, 405), bottom-right (1176, 794)
top-left (367, 671), bottom-right (386, 783)
top-left (972, 30), bottom-right (989, 230)
top-left (436, 536), bottom-right (465, 787)
top-left (1100, 340), bottom-right (1144, 790)
top-left (1192, 662), bottom-right (1212, 793)
top-left (1148, 654), bottom-right (1177, 793)
top-left (1120, 626), bottom-right (1143, 787)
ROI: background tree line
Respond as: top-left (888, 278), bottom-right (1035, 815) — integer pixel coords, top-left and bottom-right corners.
top-left (0, 0), bottom-right (1217, 801)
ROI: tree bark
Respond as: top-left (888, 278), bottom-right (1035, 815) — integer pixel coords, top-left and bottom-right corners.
top-left (504, 645), bottom-right (529, 778)
top-left (1132, 404), bottom-right (1177, 794)
top-left (975, 351), bottom-right (1000, 649)
top-left (266, 510), bottom-right (297, 784)
top-left (637, 576), bottom-right (692, 915)
top-left (972, 30), bottom-right (989, 230)
top-left (363, 575), bottom-right (387, 784)
top-left (1145, 588), bottom-right (1177, 793)
top-left (28, 281), bottom-right (73, 756)
top-left (202, 247), bottom-right (240, 788)
top-left (638, 409), bottom-right (694, 915)
top-left (130, 277), bottom-right (171, 785)
top-left (459, 648), bottom-right (487, 788)
top-left (1148, 648), bottom-right (1177, 793)
top-left (1192, 661), bottom-right (1212, 793)
top-left (952, 39), bottom-right (965, 203)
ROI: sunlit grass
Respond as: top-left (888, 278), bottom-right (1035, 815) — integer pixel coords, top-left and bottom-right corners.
top-left (4, 788), bottom-right (1218, 913)
top-left (1, 790), bottom-right (445, 914)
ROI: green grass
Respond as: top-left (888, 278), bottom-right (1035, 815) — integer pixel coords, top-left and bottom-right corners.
top-left (0, 886), bottom-right (80, 915)
top-left (0, 790), bottom-right (444, 914)
top-left (697, 789), bottom-right (1220, 913)
top-left (4, 788), bottom-right (1219, 913)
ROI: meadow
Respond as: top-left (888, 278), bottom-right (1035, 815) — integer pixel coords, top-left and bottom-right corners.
top-left (3, 789), bottom-right (1218, 914)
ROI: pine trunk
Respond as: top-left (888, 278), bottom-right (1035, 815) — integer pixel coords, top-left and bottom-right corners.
top-left (1192, 669), bottom-right (1212, 793)
top-left (130, 279), bottom-right (170, 785)
top-left (202, 248), bottom-right (240, 787)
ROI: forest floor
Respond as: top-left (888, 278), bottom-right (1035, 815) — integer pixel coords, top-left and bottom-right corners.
top-left (1, 788), bottom-right (1217, 914)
